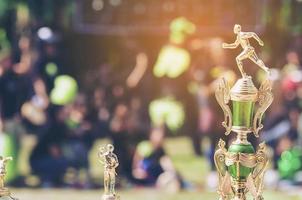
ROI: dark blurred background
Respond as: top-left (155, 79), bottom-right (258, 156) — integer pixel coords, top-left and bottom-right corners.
top-left (0, 0), bottom-right (302, 197)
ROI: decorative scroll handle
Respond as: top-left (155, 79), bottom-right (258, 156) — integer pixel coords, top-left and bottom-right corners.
top-left (253, 143), bottom-right (268, 180)
top-left (0, 156), bottom-right (13, 197)
top-left (253, 79), bottom-right (273, 137)
top-left (214, 139), bottom-right (232, 200)
top-left (215, 78), bottom-right (232, 135)
top-left (246, 143), bottom-right (268, 200)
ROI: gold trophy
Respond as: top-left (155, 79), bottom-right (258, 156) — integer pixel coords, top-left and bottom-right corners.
top-left (215, 24), bottom-right (273, 200)
top-left (98, 144), bottom-right (120, 200)
top-left (0, 156), bottom-right (17, 200)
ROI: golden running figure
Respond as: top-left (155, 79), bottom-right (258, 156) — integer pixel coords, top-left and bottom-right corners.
top-left (0, 156), bottom-right (13, 197)
top-left (222, 24), bottom-right (270, 77)
top-left (98, 144), bottom-right (119, 200)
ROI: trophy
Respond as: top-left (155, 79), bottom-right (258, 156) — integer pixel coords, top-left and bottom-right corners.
top-left (214, 24), bottom-right (273, 200)
top-left (0, 156), bottom-right (17, 200)
top-left (98, 144), bottom-right (120, 200)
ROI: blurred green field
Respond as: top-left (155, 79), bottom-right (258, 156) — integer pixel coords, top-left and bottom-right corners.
top-left (15, 136), bottom-right (302, 200)
top-left (12, 188), bottom-right (302, 200)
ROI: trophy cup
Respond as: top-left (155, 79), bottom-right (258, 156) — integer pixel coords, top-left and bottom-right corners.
top-left (98, 144), bottom-right (120, 200)
top-left (214, 24), bottom-right (273, 200)
top-left (0, 156), bottom-right (17, 200)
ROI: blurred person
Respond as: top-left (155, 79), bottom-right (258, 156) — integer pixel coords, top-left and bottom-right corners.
top-left (191, 38), bottom-right (236, 169)
top-left (35, 33), bottom-right (62, 93)
top-left (60, 93), bottom-right (97, 188)
top-left (282, 50), bottom-right (301, 76)
top-left (0, 36), bottom-right (35, 120)
top-left (109, 102), bottom-right (134, 182)
top-left (132, 127), bottom-right (182, 192)
top-left (21, 77), bottom-right (49, 132)
top-left (86, 87), bottom-right (110, 139)
top-left (30, 106), bottom-right (69, 187)
top-left (262, 79), bottom-right (300, 168)
top-left (0, 35), bottom-right (36, 183)
top-left (0, 29), bottom-right (12, 78)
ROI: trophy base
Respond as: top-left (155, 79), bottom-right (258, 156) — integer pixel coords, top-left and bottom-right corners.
top-left (102, 194), bottom-right (120, 200)
top-left (0, 196), bottom-right (17, 200)
top-left (0, 188), bottom-right (10, 197)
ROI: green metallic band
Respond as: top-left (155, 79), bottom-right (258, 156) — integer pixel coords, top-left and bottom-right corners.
top-left (228, 143), bottom-right (255, 180)
top-left (232, 100), bottom-right (255, 128)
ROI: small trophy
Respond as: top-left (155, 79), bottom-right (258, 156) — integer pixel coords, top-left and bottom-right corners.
top-left (215, 24), bottom-right (273, 200)
top-left (0, 156), bottom-right (16, 200)
top-left (98, 144), bottom-right (120, 200)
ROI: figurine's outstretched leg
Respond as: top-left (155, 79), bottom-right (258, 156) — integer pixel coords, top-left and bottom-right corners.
top-left (249, 53), bottom-right (270, 75)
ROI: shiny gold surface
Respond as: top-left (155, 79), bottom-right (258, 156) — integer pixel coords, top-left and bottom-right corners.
top-left (222, 24), bottom-right (270, 78)
top-left (215, 25), bottom-right (273, 200)
top-left (98, 144), bottom-right (120, 200)
top-left (253, 79), bottom-right (273, 137)
top-left (230, 77), bottom-right (258, 102)
top-left (215, 142), bottom-right (268, 200)
top-left (0, 156), bottom-right (12, 197)
top-left (215, 78), bottom-right (232, 135)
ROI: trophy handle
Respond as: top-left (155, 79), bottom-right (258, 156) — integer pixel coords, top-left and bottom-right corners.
top-left (214, 139), bottom-right (232, 199)
top-left (214, 139), bottom-right (227, 177)
top-left (251, 143), bottom-right (268, 198)
top-left (215, 78), bottom-right (232, 135)
top-left (253, 79), bottom-right (273, 137)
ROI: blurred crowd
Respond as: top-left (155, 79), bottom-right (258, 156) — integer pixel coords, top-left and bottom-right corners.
top-left (0, 1), bottom-right (302, 191)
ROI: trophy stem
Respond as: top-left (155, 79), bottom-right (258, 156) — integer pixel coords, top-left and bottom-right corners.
top-left (232, 180), bottom-right (246, 200)
top-left (234, 131), bottom-right (249, 145)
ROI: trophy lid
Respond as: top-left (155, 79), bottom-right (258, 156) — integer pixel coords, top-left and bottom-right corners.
top-left (230, 76), bottom-right (258, 101)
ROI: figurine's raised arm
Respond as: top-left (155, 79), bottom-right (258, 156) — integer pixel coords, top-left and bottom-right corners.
top-left (246, 32), bottom-right (264, 46)
top-left (222, 38), bottom-right (239, 49)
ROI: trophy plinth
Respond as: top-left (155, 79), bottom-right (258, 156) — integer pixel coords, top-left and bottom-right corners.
top-left (0, 156), bottom-right (16, 200)
top-left (0, 188), bottom-right (10, 197)
top-left (0, 196), bottom-right (16, 200)
top-left (102, 194), bottom-right (120, 200)
top-left (215, 25), bottom-right (273, 200)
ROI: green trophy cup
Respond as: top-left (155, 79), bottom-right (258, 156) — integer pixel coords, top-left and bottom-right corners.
top-left (98, 144), bottom-right (120, 200)
top-left (0, 156), bottom-right (17, 200)
top-left (214, 24), bottom-right (273, 200)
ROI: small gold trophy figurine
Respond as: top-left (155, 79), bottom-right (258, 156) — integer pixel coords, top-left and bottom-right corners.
top-left (98, 144), bottom-right (120, 200)
top-left (222, 24), bottom-right (270, 78)
top-left (215, 25), bottom-right (273, 200)
top-left (0, 156), bottom-right (16, 200)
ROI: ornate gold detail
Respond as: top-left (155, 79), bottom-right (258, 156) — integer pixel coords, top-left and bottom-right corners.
top-left (215, 25), bottom-right (273, 200)
top-left (215, 78), bottom-right (232, 135)
top-left (214, 139), bottom-right (233, 199)
top-left (214, 141), bottom-right (268, 200)
top-left (225, 153), bottom-right (257, 168)
top-left (246, 143), bottom-right (268, 200)
top-left (253, 79), bottom-right (273, 137)
top-left (0, 156), bottom-right (12, 197)
top-left (98, 144), bottom-right (120, 200)
top-left (222, 24), bottom-right (270, 78)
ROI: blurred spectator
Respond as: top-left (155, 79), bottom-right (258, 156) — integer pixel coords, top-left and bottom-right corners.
top-left (132, 127), bottom-right (182, 191)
